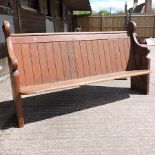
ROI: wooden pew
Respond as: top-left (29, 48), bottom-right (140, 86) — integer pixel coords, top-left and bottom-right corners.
top-left (3, 21), bottom-right (151, 128)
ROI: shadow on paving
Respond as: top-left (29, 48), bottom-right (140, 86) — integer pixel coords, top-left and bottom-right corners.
top-left (0, 85), bottom-right (138, 129)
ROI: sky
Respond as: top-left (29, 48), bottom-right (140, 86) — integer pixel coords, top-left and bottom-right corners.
top-left (90, 0), bottom-right (155, 12)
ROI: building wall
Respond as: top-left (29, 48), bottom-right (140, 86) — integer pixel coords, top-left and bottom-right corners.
top-left (0, 0), bottom-right (15, 78)
top-left (52, 0), bottom-right (73, 32)
top-left (20, 7), bottom-right (46, 33)
top-left (0, 0), bottom-right (9, 6)
top-left (0, 0), bottom-right (74, 78)
top-left (17, 0), bottom-right (73, 33)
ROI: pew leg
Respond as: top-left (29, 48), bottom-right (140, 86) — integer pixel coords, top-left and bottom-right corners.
top-left (14, 93), bottom-right (24, 128)
top-left (131, 74), bottom-right (150, 95)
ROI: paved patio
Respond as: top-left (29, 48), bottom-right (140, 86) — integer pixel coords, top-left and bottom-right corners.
top-left (0, 46), bottom-right (155, 155)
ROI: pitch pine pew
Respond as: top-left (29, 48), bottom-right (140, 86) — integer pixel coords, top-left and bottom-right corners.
top-left (3, 21), bottom-right (151, 128)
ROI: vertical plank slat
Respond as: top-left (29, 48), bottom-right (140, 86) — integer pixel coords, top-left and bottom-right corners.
top-left (29, 43), bottom-right (42, 84)
top-left (85, 41), bottom-right (96, 75)
top-left (113, 40), bottom-right (123, 71)
top-left (102, 40), bottom-right (112, 73)
top-left (0, 59), bottom-right (2, 77)
top-left (52, 42), bottom-right (64, 81)
top-left (127, 38), bottom-right (133, 55)
top-left (127, 38), bottom-right (135, 70)
top-left (74, 41), bottom-right (84, 78)
top-left (13, 44), bottom-right (26, 86)
top-left (1, 59), bottom-right (6, 76)
top-left (67, 41), bottom-right (78, 79)
top-left (123, 39), bottom-right (130, 64)
top-left (80, 41), bottom-right (90, 77)
top-left (108, 40), bottom-right (118, 72)
top-left (92, 40), bottom-right (102, 74)
top-left (45, 43), bottom-right (57, 82)
top-left (118, 39), bottom-right (127, 71)
top-left (37, 43), bottom-right (50, 83)
top-left (97, 40), bottom-right (107, 74)
top-left (21, 44), bottom-right (34, 86)
top-left (59, 42), bottom-right (71, 80)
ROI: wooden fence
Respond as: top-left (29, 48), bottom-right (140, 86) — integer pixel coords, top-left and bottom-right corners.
top-left (75, 14), bottom-right (155, 39)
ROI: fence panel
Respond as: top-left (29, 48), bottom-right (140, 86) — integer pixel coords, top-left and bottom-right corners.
top-left (130, 14), bottom-right (155, 38)
top-left (76, 14), bottom-right (155, 38)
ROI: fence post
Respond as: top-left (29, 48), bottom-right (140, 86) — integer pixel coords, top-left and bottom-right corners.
top-left (101, 15), bottom-right (103, 31)
top-left (153, 14), bottom-right (155, 37)
top-left (125, 14), bottom-right (128, 30)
